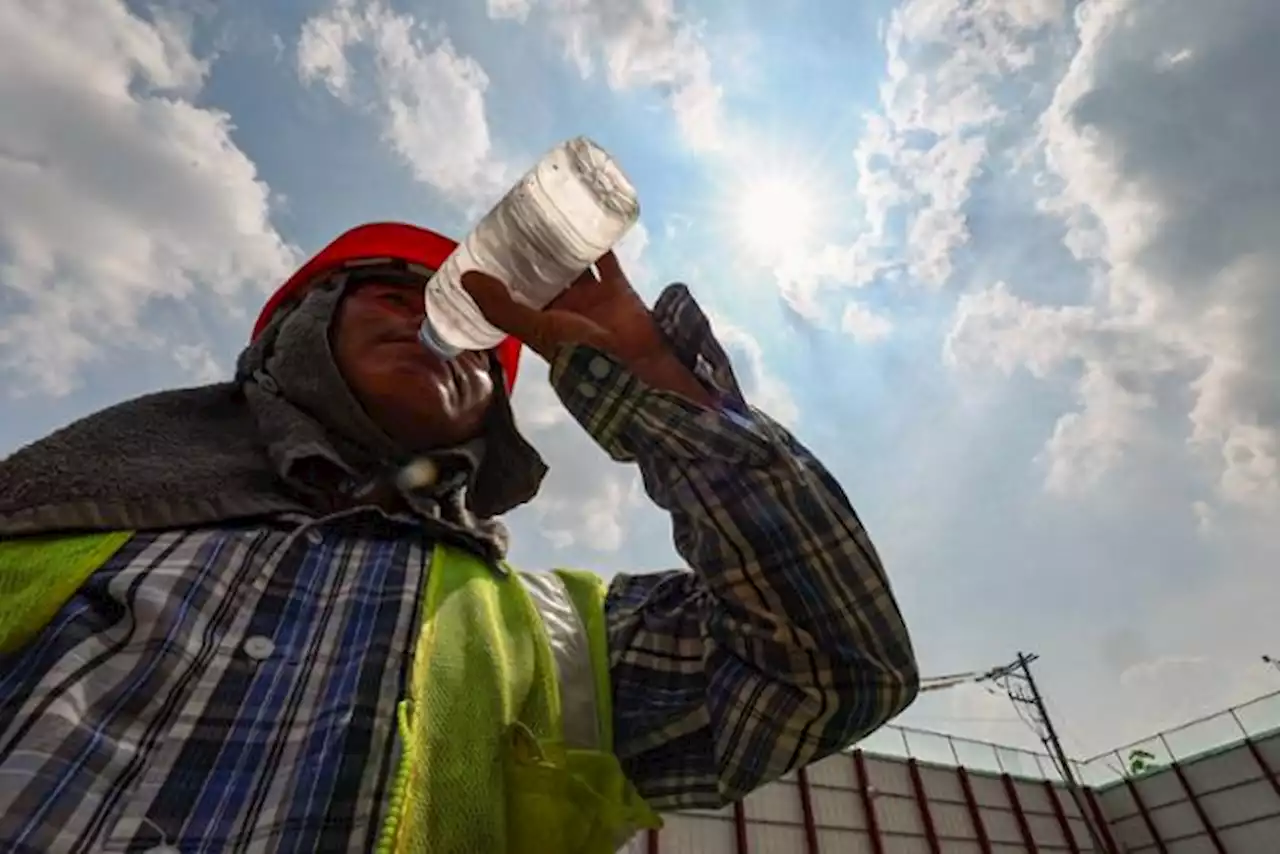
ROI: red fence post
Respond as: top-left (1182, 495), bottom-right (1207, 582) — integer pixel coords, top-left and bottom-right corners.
top-left (1169, 761), bottom-right (1226, 854)
top-left (1001, 774), bottom-right (1038, 853)
top-left (796, 767), bottom-right (821, 854)
top-left (853, 750), bottom-right (885, 854)
top-left (646, 827), bottom-right (660, 854)
top-left (957, 766), bottom-right (992, 854)
top-left (1043, 781), bottom-right (1080, 854)
top-left (906, 758), bottom-right (942, 853)
top-left (1083, 786), bottom-right (1120, 854)
top-left (733, 799), bottom-right (750, 854)
top-left (1124, 776), bottom-right (1167, 854)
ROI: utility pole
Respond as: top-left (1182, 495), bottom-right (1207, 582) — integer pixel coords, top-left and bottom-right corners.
top-left (982, 652), bottom-right (1113, 854)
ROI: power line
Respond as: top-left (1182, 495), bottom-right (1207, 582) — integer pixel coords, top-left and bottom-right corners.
top-left (981, 652), bottom-right (1113, 854)
top-left (919, 674), bottom-right (983, 693)
top-left (1040, 690), bottom-right (1096, 760)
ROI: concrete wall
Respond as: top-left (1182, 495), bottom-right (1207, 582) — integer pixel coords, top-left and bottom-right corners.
top-left (622, 733), bottom-right (1280, 852)
top-left (623, 748), bottom-right (1105, 853)
top-left (1093, 731), bottom-right (1280, 853)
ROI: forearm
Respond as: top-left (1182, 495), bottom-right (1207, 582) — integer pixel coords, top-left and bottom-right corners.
top-left (551, 287), bottom-right (918, 803)
top-left (618, 402), bottom-right (917, 798)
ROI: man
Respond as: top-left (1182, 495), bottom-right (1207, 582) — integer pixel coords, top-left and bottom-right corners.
top-left (0, 222), bottom-right (918, 852)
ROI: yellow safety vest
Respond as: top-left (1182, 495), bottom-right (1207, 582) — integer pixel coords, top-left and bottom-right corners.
top-left (0, 533), bottom-right (661, 853)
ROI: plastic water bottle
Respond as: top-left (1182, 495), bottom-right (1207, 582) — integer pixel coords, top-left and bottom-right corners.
top-left (418, 136), bottom-right (640, 358)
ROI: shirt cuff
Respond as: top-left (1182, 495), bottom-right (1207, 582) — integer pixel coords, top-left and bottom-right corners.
top-left (549, 343), bottom-right (778, 466)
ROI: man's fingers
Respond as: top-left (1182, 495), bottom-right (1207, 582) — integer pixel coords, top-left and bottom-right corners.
top-left (461, 271), bottom-right (534, 339)
top-left (532, 311), bottom-right (615, 358)
top-left (461, 270), bottom-right (613, 359)
top-left (595, 250), bottom-right (625, 283)
top-left (571, 264), bottom-right (599, 289)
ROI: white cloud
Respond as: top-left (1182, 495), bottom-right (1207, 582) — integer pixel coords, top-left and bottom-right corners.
top-left (944, 280), bottom-right (1191, 496)
top-left (883, 0), bottom-right (1067, 134)
top-left (486, 0), bottom-right (532, 24)
top-left (1076, 545), bottom-right (1280, 749)
top-left (840, 302), bottom-right (893, 343)
top-left (1191, 500), bottom-right (1216, 535)
top-left (1119, 654), bottom-right (1209, 690)
top-left (505, 222), bottom-right (654, 554)
top-left (914, 0), bottom-right (1280, 756)
top-left (614, 220), bottom-right (653, 289)
top-left (0, 0), bottom-right (293, 397)
top-left (883, 0), bottom-right (1070, 206)
top-left (944, 282), bottom-right (1096, 379)
top-left (510, 373), bottom-right (569, 431)
top-left (532, 473), bottom-right (639, 551)
top-left (173, 343), bottom-right (225, 385)
top-left (1032, 0), bottom-right (1280, 512)
top-left (782, 0), bottom-right (1071, 314)
top-left (295, 4), bottom-right (358, 95)
top-left (508, 357), bottom-right (641, 552)
top-left (487, 0), bottom-right (724, 151)
top-left (298, 0), bottom-right (510, 205)
top-left (932, 0), bottom-right (1280, 517)
top-left (1038, 363), bottom-right (1154, 494)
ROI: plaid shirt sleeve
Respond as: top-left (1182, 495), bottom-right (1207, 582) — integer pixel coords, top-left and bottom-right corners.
top-left (548, 283), bottom-right (919, 810)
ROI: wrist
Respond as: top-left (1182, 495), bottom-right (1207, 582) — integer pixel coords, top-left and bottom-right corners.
top-left (629, 350), bottom-right (715, 407)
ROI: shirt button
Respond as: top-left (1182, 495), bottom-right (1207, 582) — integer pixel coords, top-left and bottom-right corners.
top-left (588, 357), bottom-right (611, 379)
top-left (304, 529), bottom-right (323, 546)
top-left (576, 382), bottom-right (598, 399)
top-left (242, 636), bottom-right (275, 661)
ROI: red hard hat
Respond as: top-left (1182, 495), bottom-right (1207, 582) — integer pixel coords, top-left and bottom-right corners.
top-left (252, 222), bottom-right (522, 393)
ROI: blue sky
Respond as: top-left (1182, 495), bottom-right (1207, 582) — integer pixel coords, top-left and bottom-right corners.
top-left (3, 0), bottom-right (1279, 758)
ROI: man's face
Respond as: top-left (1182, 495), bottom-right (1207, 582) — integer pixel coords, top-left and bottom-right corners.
top-left (331, 279), bottom-right (496, 451)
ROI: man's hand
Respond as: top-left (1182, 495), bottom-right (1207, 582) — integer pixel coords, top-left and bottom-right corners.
top-left (462, 252), bottom-right (712, 405)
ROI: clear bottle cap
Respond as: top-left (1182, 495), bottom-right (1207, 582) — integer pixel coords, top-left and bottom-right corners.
top-left (417, 316), bottom-right (463, 361)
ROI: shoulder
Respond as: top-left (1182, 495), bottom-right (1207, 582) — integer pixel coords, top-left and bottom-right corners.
top-left (0, 383), bottom-right (258, 524)
top-left (5, 383), bottom-right (244, 459)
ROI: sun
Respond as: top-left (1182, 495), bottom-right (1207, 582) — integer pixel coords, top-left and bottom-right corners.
top-left (735, 175), bottom-right (815, 264)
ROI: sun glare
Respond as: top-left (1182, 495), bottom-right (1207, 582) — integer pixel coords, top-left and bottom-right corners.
top-left (735, 175), bottom-right (815, 263)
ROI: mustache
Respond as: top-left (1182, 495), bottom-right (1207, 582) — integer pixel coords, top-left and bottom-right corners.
top-left (373, 330), bottom-right (489, 372)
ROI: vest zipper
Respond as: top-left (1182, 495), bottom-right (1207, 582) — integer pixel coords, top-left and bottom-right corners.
top-left (376, 700), bottom-right (414, 854)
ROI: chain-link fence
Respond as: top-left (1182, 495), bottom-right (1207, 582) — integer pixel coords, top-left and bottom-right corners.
top-left (849, 688), bottom-right (1280, 787)
top-left (852, 721), bottom-right (1080, 782)
top-left (1076, 688), bottom-right (1280, 786)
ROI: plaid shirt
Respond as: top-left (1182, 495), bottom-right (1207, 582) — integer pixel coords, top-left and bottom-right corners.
top-left (0, 285), bottom-right (917, 852)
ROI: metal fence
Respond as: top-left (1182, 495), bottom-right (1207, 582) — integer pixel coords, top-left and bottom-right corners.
top-left (852, 721), bottom-right (1081, 783)
top-left (1076, 689), bottom-right (1280, 786)
top-left (850, 689), bottom-right (1280, 788)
